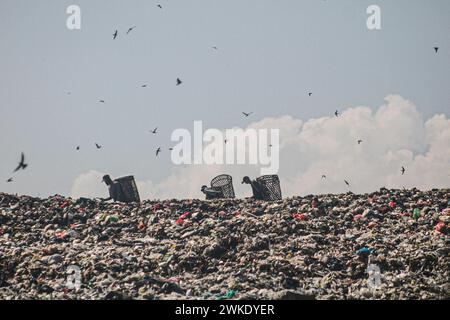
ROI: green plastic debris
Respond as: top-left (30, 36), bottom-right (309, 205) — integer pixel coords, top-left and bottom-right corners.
top-left (108, 215), bottom-right (119, 223)
top-left (217, 290), bottom-right (237, 300)
top-left (413, 208), bottom-right (421, 220)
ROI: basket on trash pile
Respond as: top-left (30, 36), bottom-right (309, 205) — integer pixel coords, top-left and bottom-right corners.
top-left (210, 174), bottom-right (235, 199)
top-left (256, 175), bottom-right (282, 201)
top-left (114, 176), bottom-right (141, 203)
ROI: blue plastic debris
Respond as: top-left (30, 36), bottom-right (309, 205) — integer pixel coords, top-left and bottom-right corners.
top-left (356, 247), bottom-right (373, 255)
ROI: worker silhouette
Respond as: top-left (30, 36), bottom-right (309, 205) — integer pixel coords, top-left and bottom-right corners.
top-left (242, 176), bottom-right (264, 200)
top-left (102, 175), bottom-right (126, 202)
top-left (201, 185), bottom-right (222, 200)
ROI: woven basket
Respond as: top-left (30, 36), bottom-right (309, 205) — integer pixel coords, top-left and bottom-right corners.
top-left (256, 175), bottom-right (282, 201)
top-left (210, 174), bottom-right (235, 199)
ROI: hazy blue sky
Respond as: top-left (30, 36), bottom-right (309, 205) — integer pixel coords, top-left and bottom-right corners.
top-left (0, 0), bottom-right (449, 198)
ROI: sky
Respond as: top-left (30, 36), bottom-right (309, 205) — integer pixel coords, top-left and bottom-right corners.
top-left (0, 0), bottom-right (449, 199)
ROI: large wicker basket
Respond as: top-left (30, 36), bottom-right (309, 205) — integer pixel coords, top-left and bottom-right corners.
top-left (256, 175), bottom-right (282, 201)
top-left (210, 174), bottom-right (235, 199)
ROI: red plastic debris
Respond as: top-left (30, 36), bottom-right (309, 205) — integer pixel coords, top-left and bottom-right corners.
top-left (400, 212), bottom-right (411, 217)
top-left (218, 210), bottom-right (227, 218)
top-left (176, 218), bottom-right (184, 226)
top-left (55, 231), bottom-right (68, 240)
top-left (435, 222), bottom-right (447, 234)
top-left (180, 212), bottom-right (191, 219)
top-left (353, 214), bottom-right (363, 222)
top-left (293, 213), bottom-right (308, 221)
top-left (60, 201), bottom-right (70, 209)
top-left (389, 201), bottom-right (396, 208)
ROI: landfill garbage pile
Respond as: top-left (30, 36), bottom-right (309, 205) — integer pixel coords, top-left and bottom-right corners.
top-left (0, 188), bottom-right (449, 300)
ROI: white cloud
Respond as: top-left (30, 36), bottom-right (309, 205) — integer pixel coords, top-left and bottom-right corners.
top-left (70, 95), bottom-right (450, 200)
top-left (69, 170), bottom-right (107, 199)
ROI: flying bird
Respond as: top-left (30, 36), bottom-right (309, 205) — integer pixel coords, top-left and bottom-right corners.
top-left (321, 175), bottom-right (327, 180)
top-left (127, 26), bottom-right (136, 34)
top-left (434, 47), bottom-right (439, 53)
top-left (113, 30), bottom-right (118, 40)
top-left (99, 100), bottom-right (105, 103)
top-left (7, 178), bottom-right (13, 183)
top-left (176, 78), bottom-right (182, 86)
top-left (14, 153), bottom-right (28, 172)
top-left (401, 166), bottom-right (405, 175)
top-left (157, 4), bottom-right (162, 9)
top-left (242, 112), bottom-right (253, 117)
top-left (212, 46), bottom-right (218, 50)
top-left (169, 147), bottom-right (174, 151)
top-left (308, 92), bottom-right (312, 97)
top-left (76, 146), bottom-right (80, 151)
top-left (344, 180), bottom-right (350, 186)
top-left (141, 84), bottom-right (147, 88)
top-left (95, 143), bottom-right (102, 149)
top-left (156, 147), bottom-right (162, 156)
top-left (358, 140), bottom-right (363, 145)
top-left (335, 110), bottom-right (340, 117)
top-left (150, 127), bottom-right (158, 134)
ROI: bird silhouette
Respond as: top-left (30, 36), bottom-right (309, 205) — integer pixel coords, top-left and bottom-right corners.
top-left (14, 153), bottom-right (28, 172)
top-left (321, 175), bottom-right (327, 180)
top-left (95, 143), bottom-right (102, 149)
top-left (242, 112), bottom-right (253, 117)
top-left (401, 166), bottom-right (405, 175)
top-left (335, 110), bottom-right (340, 117)
top-left (157, 4), bottom-right (162, 9)
top-left (344, 180), bottom-right (350, 186)
top-left (7, 178), bottom-right (13, 183)
top-left (358, 140), bottom-right (363, 144)
top-left (176, 78), bottom-right (182, 86)
top-left (308, 92), bottom-right (312, 96)
top-left (150, 127), bottom-right (158, 134)
top-left (99, 100), bottom-right (105, 103)
top-left (76, 146), bottom-right (80, 151)
top-left (169, 147), bottom-right (174, 151)
top-left (212, 46), bottom-right (218, 50)
top-left (113, 30), bottom-right (118, 40)
top-left (156, 147), bottom-right (162, 156)
top-left (127, 26), bottom-right (136, 34)
top-left (434, 47), bottom-right (439, 53)
top-left (141, 84), bottom-right (147, 88)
